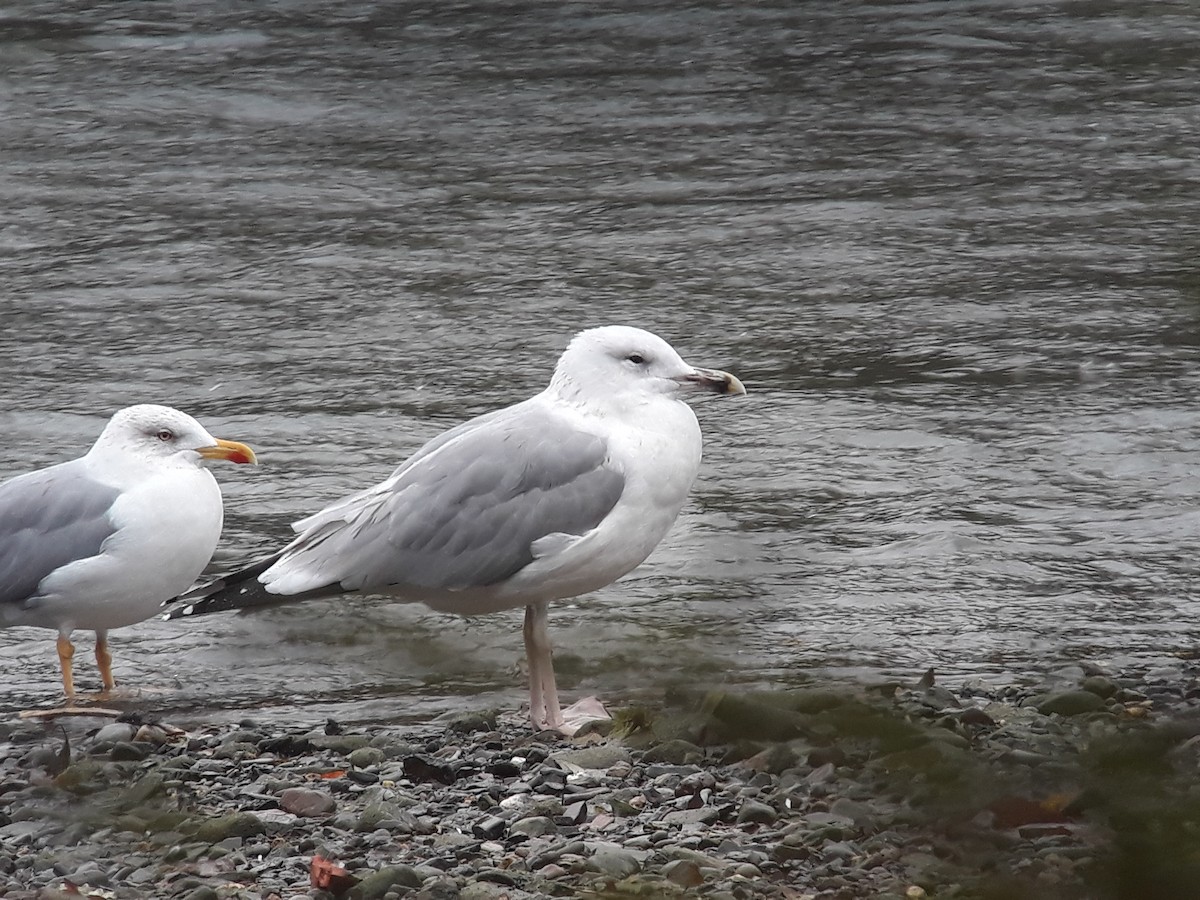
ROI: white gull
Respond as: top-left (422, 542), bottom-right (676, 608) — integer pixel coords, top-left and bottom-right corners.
top-left (167, 326), bottom-right (744, 731)
top-left (1, 405), bottom-right (256, 699)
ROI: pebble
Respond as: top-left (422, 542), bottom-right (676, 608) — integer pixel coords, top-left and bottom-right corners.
top-left (1, 668), bottom-right (1192, 899)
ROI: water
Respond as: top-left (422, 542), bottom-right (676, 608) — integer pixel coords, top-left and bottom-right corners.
top-left (2, 0), bottom-right (1199, 725)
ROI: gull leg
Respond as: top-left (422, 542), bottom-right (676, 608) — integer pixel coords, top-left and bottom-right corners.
top-left (56, 633), bottom-right (76, 700)
top-left (95, 631), bottom-right (116, 694)
top-left (523, 603), bottom-right (563, 731)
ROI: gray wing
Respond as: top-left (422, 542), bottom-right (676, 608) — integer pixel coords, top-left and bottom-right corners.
top-left (279, 403), bottom-right (626, 592)
top-left (0, 459), bottom-right (121, 608)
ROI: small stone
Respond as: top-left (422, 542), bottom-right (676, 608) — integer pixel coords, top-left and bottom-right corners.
top-left (736, 800), bottom-right (776, 825)
top-left (349, 747), bottom-right (385, 768)
top-left (590, 847), bottom-right (642, 879)
top-left (279, 787), bottom-right (336, 817)
top-left (109, 741), bottom-right (151, 762)
top-left (641, 740), bottom-right (704, 765)
top-left (511, 816), bottom-right (557, 837)
top-left (1035, 691), bottom-right (1108, 716)
top-left (557, 801), bottom-right (588, 825)
top-left (438, 710), bottom-right (498, 734)
top-left (553, 745), bottom-right (632, 770)
top-left (347, 865), bottom-right (422, 899)
top-left (663, 858), bottom-right (705, 887)
top-left (1080, 676), bottom-right (1119, 699)
top-left (661, 807), bottom-right (718, 826)
top-left (471, 816), bottom-right (506, 840)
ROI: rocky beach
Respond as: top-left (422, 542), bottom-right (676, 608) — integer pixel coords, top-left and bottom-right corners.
top-left (4, 663), bottom-right (1200, 900)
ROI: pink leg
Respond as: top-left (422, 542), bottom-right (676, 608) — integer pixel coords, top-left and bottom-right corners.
top-left (523, 602), bottom-right (563, 730)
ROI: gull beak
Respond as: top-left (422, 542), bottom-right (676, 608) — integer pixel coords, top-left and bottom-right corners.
top-left (679, 366), bottom-right (747, 396)
top-left (196, 439), bottom-right (258, 465)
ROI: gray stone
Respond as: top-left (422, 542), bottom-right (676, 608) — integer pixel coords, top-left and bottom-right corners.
top-left (661, 807), bottom-right (719, 826)
top-left (192, 813), bottom-right (267, 843)
top-left (511, 815), bottom-right (558, 837)
top-left (349, 747), bottom-right (386, 768)
top-left (279, 787), bottom-right (336, 817)
top-left (553, 745), bottom-right (632, 770)
top-left (663, 858), bottom-right (705, 887)
top-left (1080, 676), bottom-right (1119, 699)
top-left (1035, 691), bottom-right (1108, 716)
top-left (641, 740), bottom-right (704, 765)
top-left (736, 800), bottom-right (776, 825)
top-left (590, 846), bottom-right (642, 879)
top-left (347, 864), bottom-right (422, 899)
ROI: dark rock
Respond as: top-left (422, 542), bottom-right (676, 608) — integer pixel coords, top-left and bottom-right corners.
top-left (471, 816), bottom-right (506, 840)
top-left (642, 740), bottom-right (704, 765)
top-left (1080, 676), bottom-right (1119, 699)
top-left (1035, 691), bottom-right (1108, 716)
top-left (557, 801), bottom-right (588, 826)
top-left (403, 755), bottom-right (457, 784)
top-left (736, 800), bottom-right (777, 825)
top-left (258, 734), bottom-right (316, 756)
top-left (663, 858), bottom-right (705, 887)
top-left (485, 760), bottom-right (521, 779)
top-left (347, 864), bottom-right (422, 899)
top-left (192, 813), bottom-right (267, 843)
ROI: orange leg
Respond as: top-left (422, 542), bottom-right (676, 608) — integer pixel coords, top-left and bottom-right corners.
top-left (95, 632), bottom-right (116, 693)
top-left (56, 634), bottom-right (76, 699)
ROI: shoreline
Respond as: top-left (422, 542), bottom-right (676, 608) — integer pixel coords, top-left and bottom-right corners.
top-left (4, 663), bottom-right (1200, 899)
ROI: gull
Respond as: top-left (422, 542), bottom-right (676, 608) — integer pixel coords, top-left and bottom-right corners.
top-left (1, 405), bottom-right (256, 700)
top-left (166, 326), bottom-right (744, 731)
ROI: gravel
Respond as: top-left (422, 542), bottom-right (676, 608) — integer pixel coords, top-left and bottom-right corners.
top-left (4, 663), bottom-right (1200, 899)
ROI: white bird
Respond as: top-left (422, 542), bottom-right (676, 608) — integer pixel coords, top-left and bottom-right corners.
top-left (167, 326), bottom-right (744, 731)
top-left (1, 405), bottom-right (257, 700)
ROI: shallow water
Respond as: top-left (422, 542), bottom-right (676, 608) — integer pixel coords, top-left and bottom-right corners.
top-left (2, 0), bottom-right (1200, 725)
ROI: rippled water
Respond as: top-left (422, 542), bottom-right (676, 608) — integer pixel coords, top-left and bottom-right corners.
top-left (2, 0), bottom-right (1199, 725)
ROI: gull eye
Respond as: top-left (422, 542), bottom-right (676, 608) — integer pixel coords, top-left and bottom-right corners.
top-left (626, 353), bottom-right (646, 365)
top-left (156, 429), bottom-right (174, 442)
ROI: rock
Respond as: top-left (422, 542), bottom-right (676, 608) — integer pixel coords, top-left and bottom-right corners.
top-left (192, 813), bottom-right (266, 843)
top-left (1080, 676), bottom-right (1119, 699)
top-left (439, 710), bottom-right (498, 734)
top-left (347, 865), bottom-right (423, 899)
top-left (641, 740), bottom-right (704, 765)
top-left (554, 745), bottom-right (632, 770)
top-left (511, 815), bottom-right (558, 837)
top-left (663, 858), bottom-right (705, 887)
top-left (736, 800), bottom-right (776, 825)
top-left (278, 787), bottom-right (336, 817)
top-left (739, 743), bottom-right (801, 774)
top-left (348, 747), bottom-right (386, 768)
top-left (471, 816), bottom-right (506, 839)
top-left (1035, 691), bottom-right (1108, 716)
top-left (661, 807), bottom-right (719, 826)
top-left (590, 847), bottom-right (642, 879)
top-left (181, 889), bottom-right (220, 900)
top-left (311, 734), bottom-right (372, 753)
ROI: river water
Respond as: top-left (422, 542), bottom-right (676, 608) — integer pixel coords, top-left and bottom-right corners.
top-left (2, 1), bottom-right (1199, 725)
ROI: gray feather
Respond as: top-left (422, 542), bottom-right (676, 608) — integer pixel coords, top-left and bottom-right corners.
top-left (283, 408), bottom-right (626, 593)
top-left (0, 460), bottom-right (120, 608)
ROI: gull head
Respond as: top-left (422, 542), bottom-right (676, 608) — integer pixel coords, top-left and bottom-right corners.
top-left (92, 404), bottom-right (258, 468)
top-left (550, 326), bottom-right (745, 406)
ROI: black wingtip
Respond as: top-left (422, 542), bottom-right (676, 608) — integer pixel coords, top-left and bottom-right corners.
top-left (161, 553), bottom-right (284, 620)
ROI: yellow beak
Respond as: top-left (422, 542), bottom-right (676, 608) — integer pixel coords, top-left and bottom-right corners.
top-left (196, 438), bottom-right (258, 465)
